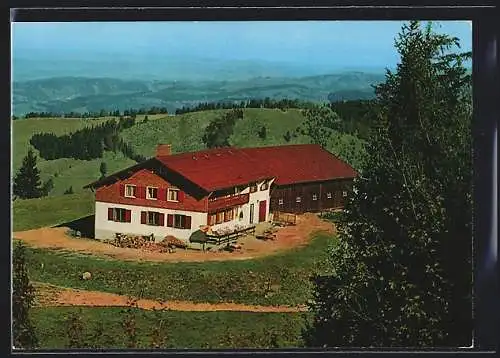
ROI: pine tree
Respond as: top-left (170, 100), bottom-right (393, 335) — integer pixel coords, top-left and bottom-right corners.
top-left (12, 242), bottom-right (38, 349)
top-left (13, 149), bottom-right (43, 199)
top-left (304, 21), bottom-right (472, 347)
top-left (99, 162), bottom-right (107, 179)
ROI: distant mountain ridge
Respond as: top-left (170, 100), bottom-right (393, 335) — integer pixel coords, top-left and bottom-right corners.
top-left (12, 72), bottom-right (385, 116)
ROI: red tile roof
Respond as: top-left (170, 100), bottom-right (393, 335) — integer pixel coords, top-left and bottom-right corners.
top-left (156, 144), bottom-right (357, 191)
top-left (86, 144), bottom-right (357, 192)
top-left (156, 147), bottom-right (273, 192)
top-left (238, 144), bottom-right (358, 185)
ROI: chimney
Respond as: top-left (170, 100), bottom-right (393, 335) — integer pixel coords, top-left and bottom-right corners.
top-left (156, 144), bottom-right (172, 157)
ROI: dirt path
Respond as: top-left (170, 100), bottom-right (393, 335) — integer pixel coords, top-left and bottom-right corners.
top-left (34, 283), bottom-right (308, 313)
top-left (14, 213), bottom-right (335, 263)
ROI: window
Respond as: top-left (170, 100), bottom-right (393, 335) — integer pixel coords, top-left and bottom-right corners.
top-left (167, 214), bottom-right (192, 229)
top-left (124, 185), bottom-right (136, 198)
top-left (342, 191), bottom-right (348, 197)
top-left (296, 196), bottom-right (301, 203)
top-left (167, 188), bottom-right (179, 202)
top-left (260, 182), bottom-right (269, 191)
top-left (148, 211), bottom-right (161, 226)
top-left (249, 184), bottom-right (257, 193)
top-left (224, 209), bottom-right (234, 222)
top-left (108, 208), bottom-right (131, 223)
top-left (147, 186), bottom-right (158, 200)
top-left (312, 194), bottom-right (318, 201)
top-left (216, 212), bottom-right (224, 224)
top-left (141, 211), bottom-right (164, 226)
top-left (278, 198), bottom-right (284, 205)
top-left (208, 213), bottom-right (216, 226)
top-left (326, 192), bottom-right (333, 199)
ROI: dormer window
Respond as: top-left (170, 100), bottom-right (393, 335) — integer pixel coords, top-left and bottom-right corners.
top-left (249, 184), bottom-right (257, 193)
top-left (146, 186), bottom-right (158, 200)
top-left (124, 185), bottom-right (136, 198)
top-left (168, 188), bottom-right (180, 202)
top-left (260, 182), bottom-right (269, 191)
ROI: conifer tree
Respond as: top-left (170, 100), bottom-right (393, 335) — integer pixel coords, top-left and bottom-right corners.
top-left (13, 149), bottom-right (43, 199)
top-left (12, 242), bottom-right (38, 349)
top-left (304, 21), bottom-right (472, 347)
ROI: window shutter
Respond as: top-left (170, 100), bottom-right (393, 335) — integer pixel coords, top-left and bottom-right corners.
top-left (137, 186), bottom-right (145, 199)
top-left (178, 191), bottom-right (185, 202)
top-left (167, 214), bottom-right (174, 227)
top-left (185, 216), bottom-right (192, 229)
top-left (108, 208), bottom-right (114, 220)
top-left (125, 210), bottom-right (131, 223)
top-left (141, 211), bottom-right (147, 224)
top-left (119, 184), bottom-right (125, 197)
top-left (159, 213), bottom-right (165, 226)
top-left (159, 188), bottom-right (167, 201)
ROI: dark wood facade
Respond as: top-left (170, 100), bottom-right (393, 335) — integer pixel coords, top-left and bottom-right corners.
top-left (269, 179), bottom-right (354, 214)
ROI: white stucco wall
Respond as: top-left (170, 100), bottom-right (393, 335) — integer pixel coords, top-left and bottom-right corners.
top-left (94, 201), bottom-right (207, 242)
top-left (237, 178), bottom-right (274, 225)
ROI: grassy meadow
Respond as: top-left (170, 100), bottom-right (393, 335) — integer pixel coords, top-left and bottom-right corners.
top-left (32, 306), bottom-right (309, 349)
top-left (13, 192), bottom-right (94, 232)
top-left (20, 232), bottom-right (336, 307)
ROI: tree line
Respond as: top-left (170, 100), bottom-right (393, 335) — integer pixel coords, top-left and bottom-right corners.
top-left (175, 98), bottom-right (313, 115)
top-left (29, 117), bottom-right (136, 161)
top-left (15, 106), bottom-right (169, 120)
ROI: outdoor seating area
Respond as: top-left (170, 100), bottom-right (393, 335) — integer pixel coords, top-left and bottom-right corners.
top-left (206, 223), bottom-right (256, 246)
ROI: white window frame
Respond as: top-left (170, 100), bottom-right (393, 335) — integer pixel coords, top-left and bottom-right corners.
top-left (147, 211), bottom-right (161, 226)
top-left (167, 188), bottom-right (180, 202)
top-left (327, 192), bottom-right (333, 199)
top-left (312, 194), bottom-right (318, 201)
top-left (146, 186), bottom-right (158, 200)
top-left (278, 198), bottom-right (284, 205)
top-left (296, 196), bottom-right (301, 203)
top-left (124, 184), bottom-right (136, 198)
top-left (342, 191), bottom-right (348, 197)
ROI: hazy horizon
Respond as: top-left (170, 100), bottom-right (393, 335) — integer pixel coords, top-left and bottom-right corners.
top-left (12, 21), bottom-right (472, 82)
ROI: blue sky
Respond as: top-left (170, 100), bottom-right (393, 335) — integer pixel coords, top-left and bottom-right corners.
top-left (12, 21), bottom-right (472, 69)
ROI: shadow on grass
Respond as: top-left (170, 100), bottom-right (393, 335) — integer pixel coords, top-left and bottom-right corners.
top-left (55, 215), bottom-right (95, 238)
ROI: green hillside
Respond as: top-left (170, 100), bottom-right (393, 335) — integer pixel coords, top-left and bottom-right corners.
top-left (121, 108), bottom-right (310, 157)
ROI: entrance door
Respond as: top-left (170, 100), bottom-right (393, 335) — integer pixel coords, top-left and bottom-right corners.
top-left (249, 204), bottom-right (254, 224)
top-left (259, 200), bottom-right (267, 222)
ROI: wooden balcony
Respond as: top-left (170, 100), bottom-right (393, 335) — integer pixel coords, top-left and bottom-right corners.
top-left (208, 193), bottom-right (249, 212)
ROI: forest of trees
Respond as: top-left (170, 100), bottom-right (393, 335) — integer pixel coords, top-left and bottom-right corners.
top-left (202, 109), bottom-right (244, 148)
top-left (29, 117), bottom-right (138, 161)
